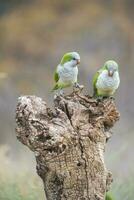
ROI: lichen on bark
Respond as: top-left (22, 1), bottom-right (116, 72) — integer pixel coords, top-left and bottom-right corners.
top-left (15, 92), bottom-right (120, 200)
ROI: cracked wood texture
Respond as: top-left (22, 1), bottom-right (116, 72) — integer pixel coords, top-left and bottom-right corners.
top-left (15, 93), bottom-right (120, 200)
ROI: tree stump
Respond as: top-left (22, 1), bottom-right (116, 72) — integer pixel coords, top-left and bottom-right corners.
top-left (15, 92), bottom-right (120, 200)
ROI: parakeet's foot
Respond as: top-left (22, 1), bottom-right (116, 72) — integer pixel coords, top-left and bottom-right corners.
top-left (74, 82), bottom-right (80, 88)
top-left (98, 96), bottom-right (115, 100)
top-left (109, 96), bottom-right (115, 100)
top-left (94, 95), bottom-right (109, 102)
top-left (78, 84), bottom-right (84, 90)
top-left (95, 95), bottom-right (115, 102)
top-left (73, 83), bottom-right (84, 93)
top-left (96, 96), bottom-right (104, 102)
top-left (74, 82), bottom-right (84, 89)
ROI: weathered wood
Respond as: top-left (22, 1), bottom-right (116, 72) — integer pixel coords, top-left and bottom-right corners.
top-left (15, 92), bottom-right (119, 200)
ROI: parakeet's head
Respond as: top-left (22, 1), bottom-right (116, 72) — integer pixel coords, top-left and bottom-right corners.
top-left (104, 60), bottom-right (119, 77)
top-left (60, 52), bottom-right (80, 67)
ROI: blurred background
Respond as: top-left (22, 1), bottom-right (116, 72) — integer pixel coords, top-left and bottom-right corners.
top-left (0, 0), bottom-right (134, 199)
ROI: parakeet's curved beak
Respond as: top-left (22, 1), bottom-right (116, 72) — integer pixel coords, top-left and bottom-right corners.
top-left (108, 69), bottom-right (114, 77)
top-left (76, 59), bottom-right (80, 65)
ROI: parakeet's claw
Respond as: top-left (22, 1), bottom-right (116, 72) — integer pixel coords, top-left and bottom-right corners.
top-left (96, 96), bottom-right (104, 102)
top-left (109, 96), bottom-right (115, 100)
top-left (74, 82), bottom-right (80, 88)
top-left (95, 95), bottom-right (115, 102)
top-left (74, 82), bottom-right (84, 89)
top-left (73, 83), bottom-right (84, 93)
top-left (79, 85), bottom-right (84, 90)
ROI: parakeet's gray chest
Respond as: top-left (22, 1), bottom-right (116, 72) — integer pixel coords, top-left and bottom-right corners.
top-left (58, 64), bottom-right (78, 83)
top-left (96, 70), bottom-right (120, 92)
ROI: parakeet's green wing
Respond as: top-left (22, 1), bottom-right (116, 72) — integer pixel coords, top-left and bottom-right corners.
top-left (51, 67), bottom-right (60, 91)
top-left (92, 66), bottom-right (106, 96)
top-left (54, 65), bottom-right (60, 83)
top-left (92, 71), bottom-right (99, 96)
top-left (54, 70), bottom-right (59, 83)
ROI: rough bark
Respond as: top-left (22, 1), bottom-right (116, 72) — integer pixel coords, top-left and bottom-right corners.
top-left (15, 92), bottom-right (120, 200)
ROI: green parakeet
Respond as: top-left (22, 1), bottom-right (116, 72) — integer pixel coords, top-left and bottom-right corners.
top-left (92, 60), bottom-right (120, 97)
top-left (52, 52), bottom-right (80, 94)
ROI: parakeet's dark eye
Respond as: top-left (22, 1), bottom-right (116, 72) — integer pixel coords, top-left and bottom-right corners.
top-left (73, 58), bottom-right (76, 60)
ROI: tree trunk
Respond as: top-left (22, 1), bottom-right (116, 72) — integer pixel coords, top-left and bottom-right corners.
top-left (15, 92), bottom-right (120, 200)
